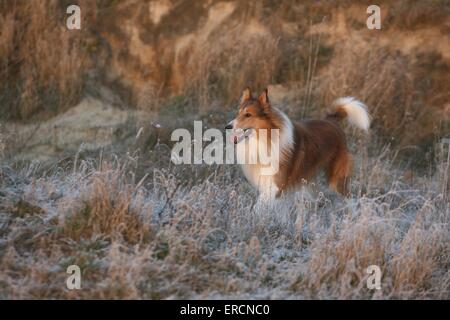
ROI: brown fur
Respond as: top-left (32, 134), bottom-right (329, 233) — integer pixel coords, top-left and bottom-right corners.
top-left (277, 120), bottom-right (352, 196)
top-left (228, 88), bottom-right (355, 197)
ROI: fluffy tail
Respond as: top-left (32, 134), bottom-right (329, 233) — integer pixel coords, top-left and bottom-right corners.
top-left (326, 97), bottom-right (370, 131)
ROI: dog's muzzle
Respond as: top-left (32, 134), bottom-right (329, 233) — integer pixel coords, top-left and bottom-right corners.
top-left (225, 121), bottom-right (252, 144)
top-left (230, 128), bottom-right (252, 144)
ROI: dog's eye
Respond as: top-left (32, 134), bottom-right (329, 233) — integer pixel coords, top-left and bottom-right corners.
top-left (245, 113), bottom-right (251, 118)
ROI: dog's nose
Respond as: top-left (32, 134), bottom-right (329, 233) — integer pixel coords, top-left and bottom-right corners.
top-left (225, 124), bottom-right (233, 130)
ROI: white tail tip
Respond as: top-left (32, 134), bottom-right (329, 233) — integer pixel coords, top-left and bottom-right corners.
top-left (334, 97), bottom-right (371, 131)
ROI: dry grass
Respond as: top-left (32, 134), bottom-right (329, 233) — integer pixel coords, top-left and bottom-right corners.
top-left (0, 142), bottom-right (448, 299)
top-left (383, 0), bottom-right (450, 30)
top-left (319, 40), bottom-right (448, 146)
top-left (1, 1), bottom-right (448, 148)
top-left (0, 124), bottom-right (5, 160)
top-left (179, 30), bottom-right (281, 111)
top-left (0, 0), bottom-right (449, 300)
top-left (320, 42), bottom-right (414, 143)
top-left (0, 0), bottom-right (95, 120)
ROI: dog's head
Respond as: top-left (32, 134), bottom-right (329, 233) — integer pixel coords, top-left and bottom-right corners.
top-left (225, 88), bottom-right (273, 144)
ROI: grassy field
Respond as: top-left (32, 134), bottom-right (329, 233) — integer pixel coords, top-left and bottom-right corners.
top-left (0, 0), bottom-right (449, 299)
top-left (0, 139), bottom-right (448, 299)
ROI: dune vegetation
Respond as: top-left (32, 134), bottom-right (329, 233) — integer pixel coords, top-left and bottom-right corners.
top-left (0, 0), bottom-right (449, 299)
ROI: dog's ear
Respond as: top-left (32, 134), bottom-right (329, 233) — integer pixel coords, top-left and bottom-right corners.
top-left (240, 87), bottom-right (252, 104)
top-left (258, 88), bottom-right (270, 111)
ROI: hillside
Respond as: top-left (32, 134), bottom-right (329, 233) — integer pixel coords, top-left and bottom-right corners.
top-left (1, 0), bottom-right (449, 156)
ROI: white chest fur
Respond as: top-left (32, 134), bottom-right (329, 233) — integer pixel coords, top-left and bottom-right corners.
top-left (236, 131), bottom-right (279, 200)
top-left (235, 107), bottom-right (294, 201)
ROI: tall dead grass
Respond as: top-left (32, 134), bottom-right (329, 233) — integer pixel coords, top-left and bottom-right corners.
top-left (0, 0), bottom-right (447, 151)
top-left (177, 27), bottom-right (280, 111)
top-left (0, 0), bottom-right (95, 120)
top-left (0, 124), bottom-right (5, 160)
top-left (382, 0), bottom-right (450, 30)
top-left (0, 144), bottom-right (448, 299)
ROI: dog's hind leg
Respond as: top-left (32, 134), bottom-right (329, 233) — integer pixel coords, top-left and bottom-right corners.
top-left (327, 152), bottom-right (352, 197)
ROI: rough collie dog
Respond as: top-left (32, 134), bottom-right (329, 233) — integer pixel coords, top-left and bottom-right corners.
top-left (225, 87), bottom-right (370, 201)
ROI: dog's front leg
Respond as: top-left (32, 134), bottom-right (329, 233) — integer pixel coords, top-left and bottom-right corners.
top-left (275, 188), bottom-right (284, 199)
